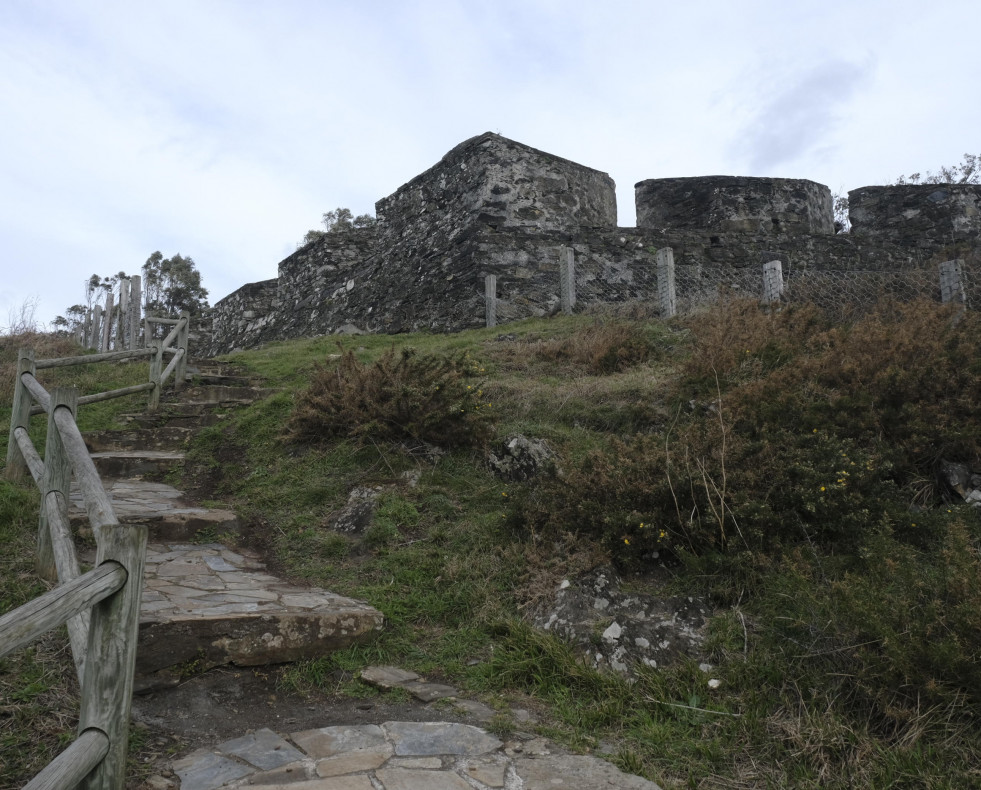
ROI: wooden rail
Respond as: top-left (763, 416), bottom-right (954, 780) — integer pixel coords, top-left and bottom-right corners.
top-left (0, 321), bottom-right (189, 788)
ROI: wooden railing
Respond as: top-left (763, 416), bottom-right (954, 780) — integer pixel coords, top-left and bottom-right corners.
top-left (0, 313), bottom-right (189, 790)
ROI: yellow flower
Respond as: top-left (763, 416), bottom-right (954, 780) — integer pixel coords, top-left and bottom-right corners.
top-left (820, 486), bottom-right (826, 492)
top-left (623, 538), bottom-right (630, 545)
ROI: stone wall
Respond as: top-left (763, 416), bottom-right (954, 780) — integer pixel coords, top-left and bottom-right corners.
top-left (635, 176), bottom-right (834, 236)
top-left (205, 134), bottom-right (980, 355)
top-left (849, 184), bottom-right (981, 247)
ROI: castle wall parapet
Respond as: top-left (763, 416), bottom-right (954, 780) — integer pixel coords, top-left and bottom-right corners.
top-left (848, 184), bottom-right (981, 247)
top-left (635, 176), bottom-right (834, 236)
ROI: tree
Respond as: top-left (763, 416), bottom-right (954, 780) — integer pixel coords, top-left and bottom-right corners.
top-left (142, 252), bottom-right (209, 317)
top-left (300, 207), bottom-right (377, 246)
top-left (832, 152), bottom-right (980, 233)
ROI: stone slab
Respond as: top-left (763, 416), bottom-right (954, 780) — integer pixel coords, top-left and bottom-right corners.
top-left (384, 722), bottom-right (501, 757)
top-left (133, 543), bottom-right (383, 674)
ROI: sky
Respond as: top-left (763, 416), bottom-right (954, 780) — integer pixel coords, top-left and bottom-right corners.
top-left (1, 0), bottom-right (978, 330)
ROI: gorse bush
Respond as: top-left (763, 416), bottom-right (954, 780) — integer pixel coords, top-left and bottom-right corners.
top-left (514, 297), bottom-right (981, 562)
top-left (289, 347), bottom-right (494, 448)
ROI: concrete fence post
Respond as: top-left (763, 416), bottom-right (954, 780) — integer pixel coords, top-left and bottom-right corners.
top-left (655, 248), bottom-right (677, 318)
top-left (939, 259), bottom-right (966, 306)
top-left (559, 247), bottom-right (576, 314)
top-left (763, 260), bottom-right (784, 304)
top-left (485, 275), bottom-right (497, 329)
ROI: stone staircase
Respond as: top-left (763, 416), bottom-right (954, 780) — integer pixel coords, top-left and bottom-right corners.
top-left (69, 359), bottom-right (383, 691)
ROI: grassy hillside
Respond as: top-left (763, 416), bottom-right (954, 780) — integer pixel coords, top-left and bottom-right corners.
top-left (2, 301), bottom-right (980, 788)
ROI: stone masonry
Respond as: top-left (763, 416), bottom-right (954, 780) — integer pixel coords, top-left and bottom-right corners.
top-left (205, 133), bottom-right (980, 354)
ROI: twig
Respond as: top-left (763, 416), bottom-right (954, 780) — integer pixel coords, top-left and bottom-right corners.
top-left (645, 696), bottom-right (742, 717)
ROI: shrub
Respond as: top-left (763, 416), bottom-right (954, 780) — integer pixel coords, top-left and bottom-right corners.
top-left (289, 347), bottom-right (494, 448)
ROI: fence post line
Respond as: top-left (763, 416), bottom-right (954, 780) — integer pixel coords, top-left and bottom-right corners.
top-left (82, 309), bottom-right (93, 348)
top-left (37, 387), bottom-right (78, 582)
top-left (763, 260), bottom-right (784, 304)
top-left (77, 521), bottom-right (148, 790)
top-left (559, 247), bottom-right (576, 315)
top-left (655, 248), bottom-right (677, 318)
top-left (148, 340), bottom-right (163, 411)
top-left (5, 349), bottom-right (36, 481)
top-left (90, 305), bottom-right (103, 351)
top-left (129, 275), bottom-right (142, 350)
top-left (485, 275), bottom-right (497, 329)
top-left (175, 311), bottom-right (190, 389)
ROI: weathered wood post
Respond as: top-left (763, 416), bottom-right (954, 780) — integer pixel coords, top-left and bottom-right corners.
top-left (90, 305), bottom-right (103, 351)
top-left (5, 349), bottom-right (36, 481)
top-left (763, 260), bottom-right (784, 304)
top-left (485, 275), bottom-right (497, 329)
top-left (655, 248), bottom-right (677, 318)
top-left (148, 340), bottom-right (163, 411)
top-left (37, 387), bottom-right (78, 582)
top-left (129, 275), bottom-right (142, 350)
top-left (117, 280), bottom-right (129, 350)
top-left (77, 521), bottom-right (148, 790)
top-left (175, 311), bottom-right (190, 389)
top-left (100, 292), bottom-right (114, 352)
top-left (559, 247), bottom-right (576, 315)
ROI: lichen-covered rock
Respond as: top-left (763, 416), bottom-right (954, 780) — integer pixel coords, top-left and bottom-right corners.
top-left (532, 566), bottom-right (711, 676)
top-left (487, 435), bottom-right (556, 481)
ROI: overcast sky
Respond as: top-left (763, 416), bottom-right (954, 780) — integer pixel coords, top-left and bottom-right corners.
top-left (2, 0), bottom-right (978, 329)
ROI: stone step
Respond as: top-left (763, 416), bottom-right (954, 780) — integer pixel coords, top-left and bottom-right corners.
top-left (83, 426), bottom-right (193, 453)
top-left (90, 450), bottom-right (185, 479)
top-left (121, 409), bottom-right (227, 429)
top-left (134, 543), bottom-right (384, 686)
top-left (70, 479), bottom-right (240, 541)
top-left (167, 385), bottom-right (273, 405)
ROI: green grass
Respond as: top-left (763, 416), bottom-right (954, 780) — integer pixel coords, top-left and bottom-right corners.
top-left (3, 308), bottom-right (980, 789)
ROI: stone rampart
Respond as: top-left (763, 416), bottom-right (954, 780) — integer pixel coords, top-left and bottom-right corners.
top-left (849, 184), bottom-right (981, 247)
top-left (206, 134), bottom-right (980, 355)
top-left (636, 176), bottom-right (834, 236)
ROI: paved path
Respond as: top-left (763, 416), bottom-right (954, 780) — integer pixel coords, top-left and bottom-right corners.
top-left (166, 721), bottom-right (661, 790)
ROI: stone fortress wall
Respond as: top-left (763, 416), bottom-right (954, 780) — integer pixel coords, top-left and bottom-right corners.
top-left (206, 133), bottom-right (981, 355)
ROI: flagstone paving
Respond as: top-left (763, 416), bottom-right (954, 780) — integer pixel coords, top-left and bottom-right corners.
top-left (167, 721), bottom-right (662, 790)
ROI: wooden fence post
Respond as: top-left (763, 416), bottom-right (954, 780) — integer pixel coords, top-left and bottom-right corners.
top-left (129, 275), bottom-right (142, 350)
top-left (655, 248), bottom-right (677, 318)
top-left (559, 247), bottom-right (576, 315)
top-left (77, 521), bottom-right (148, 790)
top-left (90, 305), bottom-right (103, 351)
top-left (100, 292), bottom-right (114, 352)
top-left (5, 349), bottom-right (36, 481)
top-left (37, 387), bottom-right (78, 582)
top-left (175, 311), bottom-right (190, 389)
top-left (763, 260), bottom-right (784, 304)
top-left (117, 280), bottom-right (130, 351)
top-left (485, 275), bottom-right (497, 329)
top-left (148, 341), bottom-right (162, 411)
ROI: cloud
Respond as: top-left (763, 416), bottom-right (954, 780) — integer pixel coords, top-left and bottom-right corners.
top-left (734, 58), bottom-right (873, 174)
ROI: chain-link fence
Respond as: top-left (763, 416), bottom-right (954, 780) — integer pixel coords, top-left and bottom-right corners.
top-left (485, 252), bottom-right (978, 327)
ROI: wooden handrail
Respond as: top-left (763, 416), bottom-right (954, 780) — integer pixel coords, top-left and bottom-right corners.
top-left (20, 372), bottom-right (51, 414)
top-left (45, 490), bottom-right (90, 684)
top-left (24, 728), bottom-right (110, 790)
top-left (13, 426), bottom-right (44, 483)
top-left (35, 347), bottom-right (155, 370)
top-left (52, 405), bottom-right (119, 530)
top-left (160, 346), bottom-right (185, 389)
top-left (145, 316), bottom-right (181, 325)
top-left (0, 563), bottom-right (125, 658)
